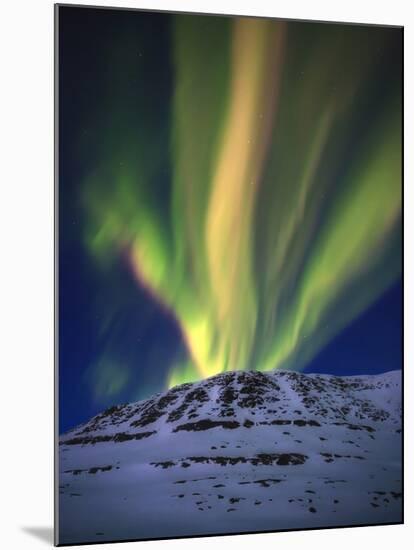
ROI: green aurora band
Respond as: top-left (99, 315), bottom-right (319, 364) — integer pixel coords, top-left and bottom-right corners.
top-left (83, 16), bottom-right (401, 392)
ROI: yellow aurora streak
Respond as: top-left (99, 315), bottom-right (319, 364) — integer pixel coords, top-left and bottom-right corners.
top-left (83, 17), bottom-right (402, 390)
top-left (133, 18), bottom-right (287, 381)
top-left (204, 20), bottom-right (286, 374)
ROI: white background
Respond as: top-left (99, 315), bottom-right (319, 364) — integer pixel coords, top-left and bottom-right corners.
top-left (0, 0), bottom-right (412, 548)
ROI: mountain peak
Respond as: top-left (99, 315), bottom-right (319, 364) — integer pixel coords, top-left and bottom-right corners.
top-left (59, 369), bottom-right (401, 544)
top-left (61, 369), bottom-right (401, 446)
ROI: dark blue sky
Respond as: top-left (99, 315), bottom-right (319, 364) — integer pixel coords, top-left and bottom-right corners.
top-left (58, 7), bottom-right (402, 433)
top-left (59, 272), bottom-right (402, 433)
top-left (304, 281), bottom-right (402, 377)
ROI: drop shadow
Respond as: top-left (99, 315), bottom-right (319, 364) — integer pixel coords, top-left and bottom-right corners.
top-left (21, 526), bottom-right (54, 545)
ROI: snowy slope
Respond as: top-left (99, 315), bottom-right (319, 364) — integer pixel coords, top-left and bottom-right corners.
top-left (58, 370), bottom-right (402, 544)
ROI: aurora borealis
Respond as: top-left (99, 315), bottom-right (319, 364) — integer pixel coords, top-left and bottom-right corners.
top-left (58, 7), bottom-right (402, 431)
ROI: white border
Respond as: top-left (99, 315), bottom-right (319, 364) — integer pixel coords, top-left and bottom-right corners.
top-left (0, 1), bottom-right (411, 549)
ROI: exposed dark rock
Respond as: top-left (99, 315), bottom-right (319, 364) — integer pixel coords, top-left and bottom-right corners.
top-left (173, 419), bottom-right (240, 432)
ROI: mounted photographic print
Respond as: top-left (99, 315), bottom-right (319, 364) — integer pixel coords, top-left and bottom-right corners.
top-left (56, 4), bottom-right (403, 546)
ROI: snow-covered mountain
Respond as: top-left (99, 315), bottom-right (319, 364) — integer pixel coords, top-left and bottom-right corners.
top-left (58, 370), bottom-right (402, 544)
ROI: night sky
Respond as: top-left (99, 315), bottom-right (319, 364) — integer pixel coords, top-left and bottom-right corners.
top-left (58, 6), bottom-right (402, 433)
